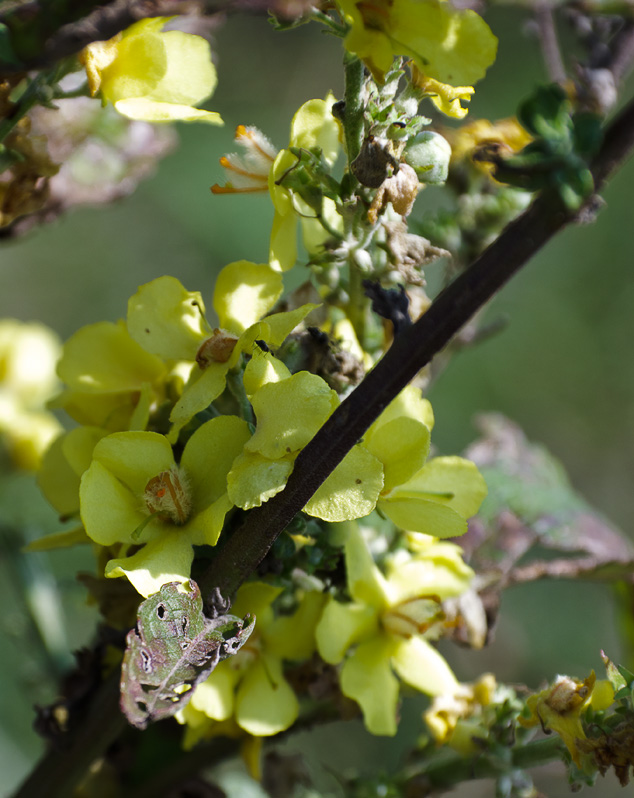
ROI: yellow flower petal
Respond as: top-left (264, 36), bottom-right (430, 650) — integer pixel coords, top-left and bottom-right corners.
top-left (390, 456), bottom-right (487, 520)
top-left (269, 206), bottom-right (298, 273)
top-left (181, 415), bottom-right (251, 509)
top-left (105, 533), bottom-right (194, 597)
top-left (235, 654), bottom-right (298, 736)
top-left (340, 635), bottom-right (400, 736)
top-left (264, 303), bottom-right (321, 348)
top-left (379, 494), bottom-right (468, 538)
top-left (289, 95), bottom-right (340, 166)
top-left (57, 320), bottom-right (165, 394)
top-left (227, 450), bottom-right (294, 511)
top-left (246, 371), bottom-right (338, 459)
top-left (84, 17), bottom-right (222, 125)
top-left (243, 350), bottom-right (291, 397)
top-left (80, 459), bottom-right (152, 545)
top-left (91, 430), bottom-right (174, 495)
top-left (384, 544), bottom-right (473, 604)
top-left (265, 591), bottom-right (327, 661)
top-left (363, 416), bottom-right (430, 491)
top-left (25, 525), bottom-right (90, 552)
top-left (304, 444), bottom-right (384, 522)
top-left (315, 596), bottom-right (378, 664)
top-left (190, 659), bottom-right (240, 721)
top-left (213, 261), bottom-right (283, 334)
top-left (127, 276), bottom-right (209, 360)
top-left (391, 635), bottom-right (458, 696)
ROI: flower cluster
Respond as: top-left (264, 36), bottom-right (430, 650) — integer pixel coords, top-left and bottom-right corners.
top-left (32, 248), bottom-right (488, 749)
top-left (29, 0), bottom-right (503, 767)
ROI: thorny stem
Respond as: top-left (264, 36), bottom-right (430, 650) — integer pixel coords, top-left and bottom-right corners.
top-left (12, 72), bottom-right (634, 798)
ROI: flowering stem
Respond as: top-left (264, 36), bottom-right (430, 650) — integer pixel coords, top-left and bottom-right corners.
top-left (198, 93), bottom-right (634, 604)
top-left (343, 53), bottom-right (365, 165)
top-left (347, 260), bottom-right (367, 347)
top-left (403, 736), bottom-right (565, 791)
top-left (226, 365), bottom-right (255, 427)
top-left (0, 59), bottom-right (76, 144)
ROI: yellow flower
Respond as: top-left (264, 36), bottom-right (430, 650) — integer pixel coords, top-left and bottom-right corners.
top-left (519, 672), bottom-right (614, 771)
top-left (411, 71), bottom-right (475, 119)
top-left (227, 359), bottom-right (384, 521)
top-left (82, 17), bottom-right (222, 124)
top-left (363, 386), bottom-right (487, 537)
top-left (212, 97), bottom-right (342, 272)
top-left (446, 116), bottom-right (533, 179)
top-left (79, 415), bottom-right (251, 596)
top-left (126, 265), bottom-right (318, 443)
top-left (316, 522), bottom-right (472, 735)
top-left (337, 0), bottom-right (497, 86)
top-left (179, 582), bottom-right (325, 736)
top-left (53, 320), bottom-right (167, 432)
top-left (425, 673), bottom-right (497, 754)
top-left (269, 95), bottom-right (341, 272)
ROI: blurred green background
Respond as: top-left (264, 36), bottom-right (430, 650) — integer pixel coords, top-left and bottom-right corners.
top-left (1, 6), bottom-right (633, 796)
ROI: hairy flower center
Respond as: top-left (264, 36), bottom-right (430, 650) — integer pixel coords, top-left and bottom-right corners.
top-left (196, 329), bottom-right (239, 368)
top-left (144, 465), bottom-right (192, 525)
top-left (382, 595), bottom-right (444, 638)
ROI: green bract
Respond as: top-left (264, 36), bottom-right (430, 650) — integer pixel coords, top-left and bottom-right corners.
top-left (79, 415), bottom-right (250, 596)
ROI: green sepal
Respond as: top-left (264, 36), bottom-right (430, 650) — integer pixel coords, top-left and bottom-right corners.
top-left (0, 144), bottom-right (25, 171)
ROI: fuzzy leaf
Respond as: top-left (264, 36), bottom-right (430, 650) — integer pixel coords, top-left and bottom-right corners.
top-left (120, 580), bottom-right (255, 729)
top-left (462, 415), bottom-right (634, 582)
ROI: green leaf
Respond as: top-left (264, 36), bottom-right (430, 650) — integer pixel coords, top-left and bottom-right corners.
top-left (120, 580), bottom-right (255, 729)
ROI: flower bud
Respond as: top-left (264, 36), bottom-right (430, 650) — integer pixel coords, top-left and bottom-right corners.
top-left (404, 131), bottom-right (451, 184)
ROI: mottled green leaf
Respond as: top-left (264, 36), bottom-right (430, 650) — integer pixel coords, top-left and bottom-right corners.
top-left (120, 580), bottom-right (254, 729)
top-left (462, 414), bottom-right (634, 583)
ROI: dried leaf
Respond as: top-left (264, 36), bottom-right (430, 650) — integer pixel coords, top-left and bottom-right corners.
top-left (462, 415), bottom-right (634, 584)
top-left (120, 580), bottom-right (255, 729)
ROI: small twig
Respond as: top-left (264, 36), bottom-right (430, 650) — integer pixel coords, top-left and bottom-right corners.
top-left (535, 3), bottom-right (567, 85)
